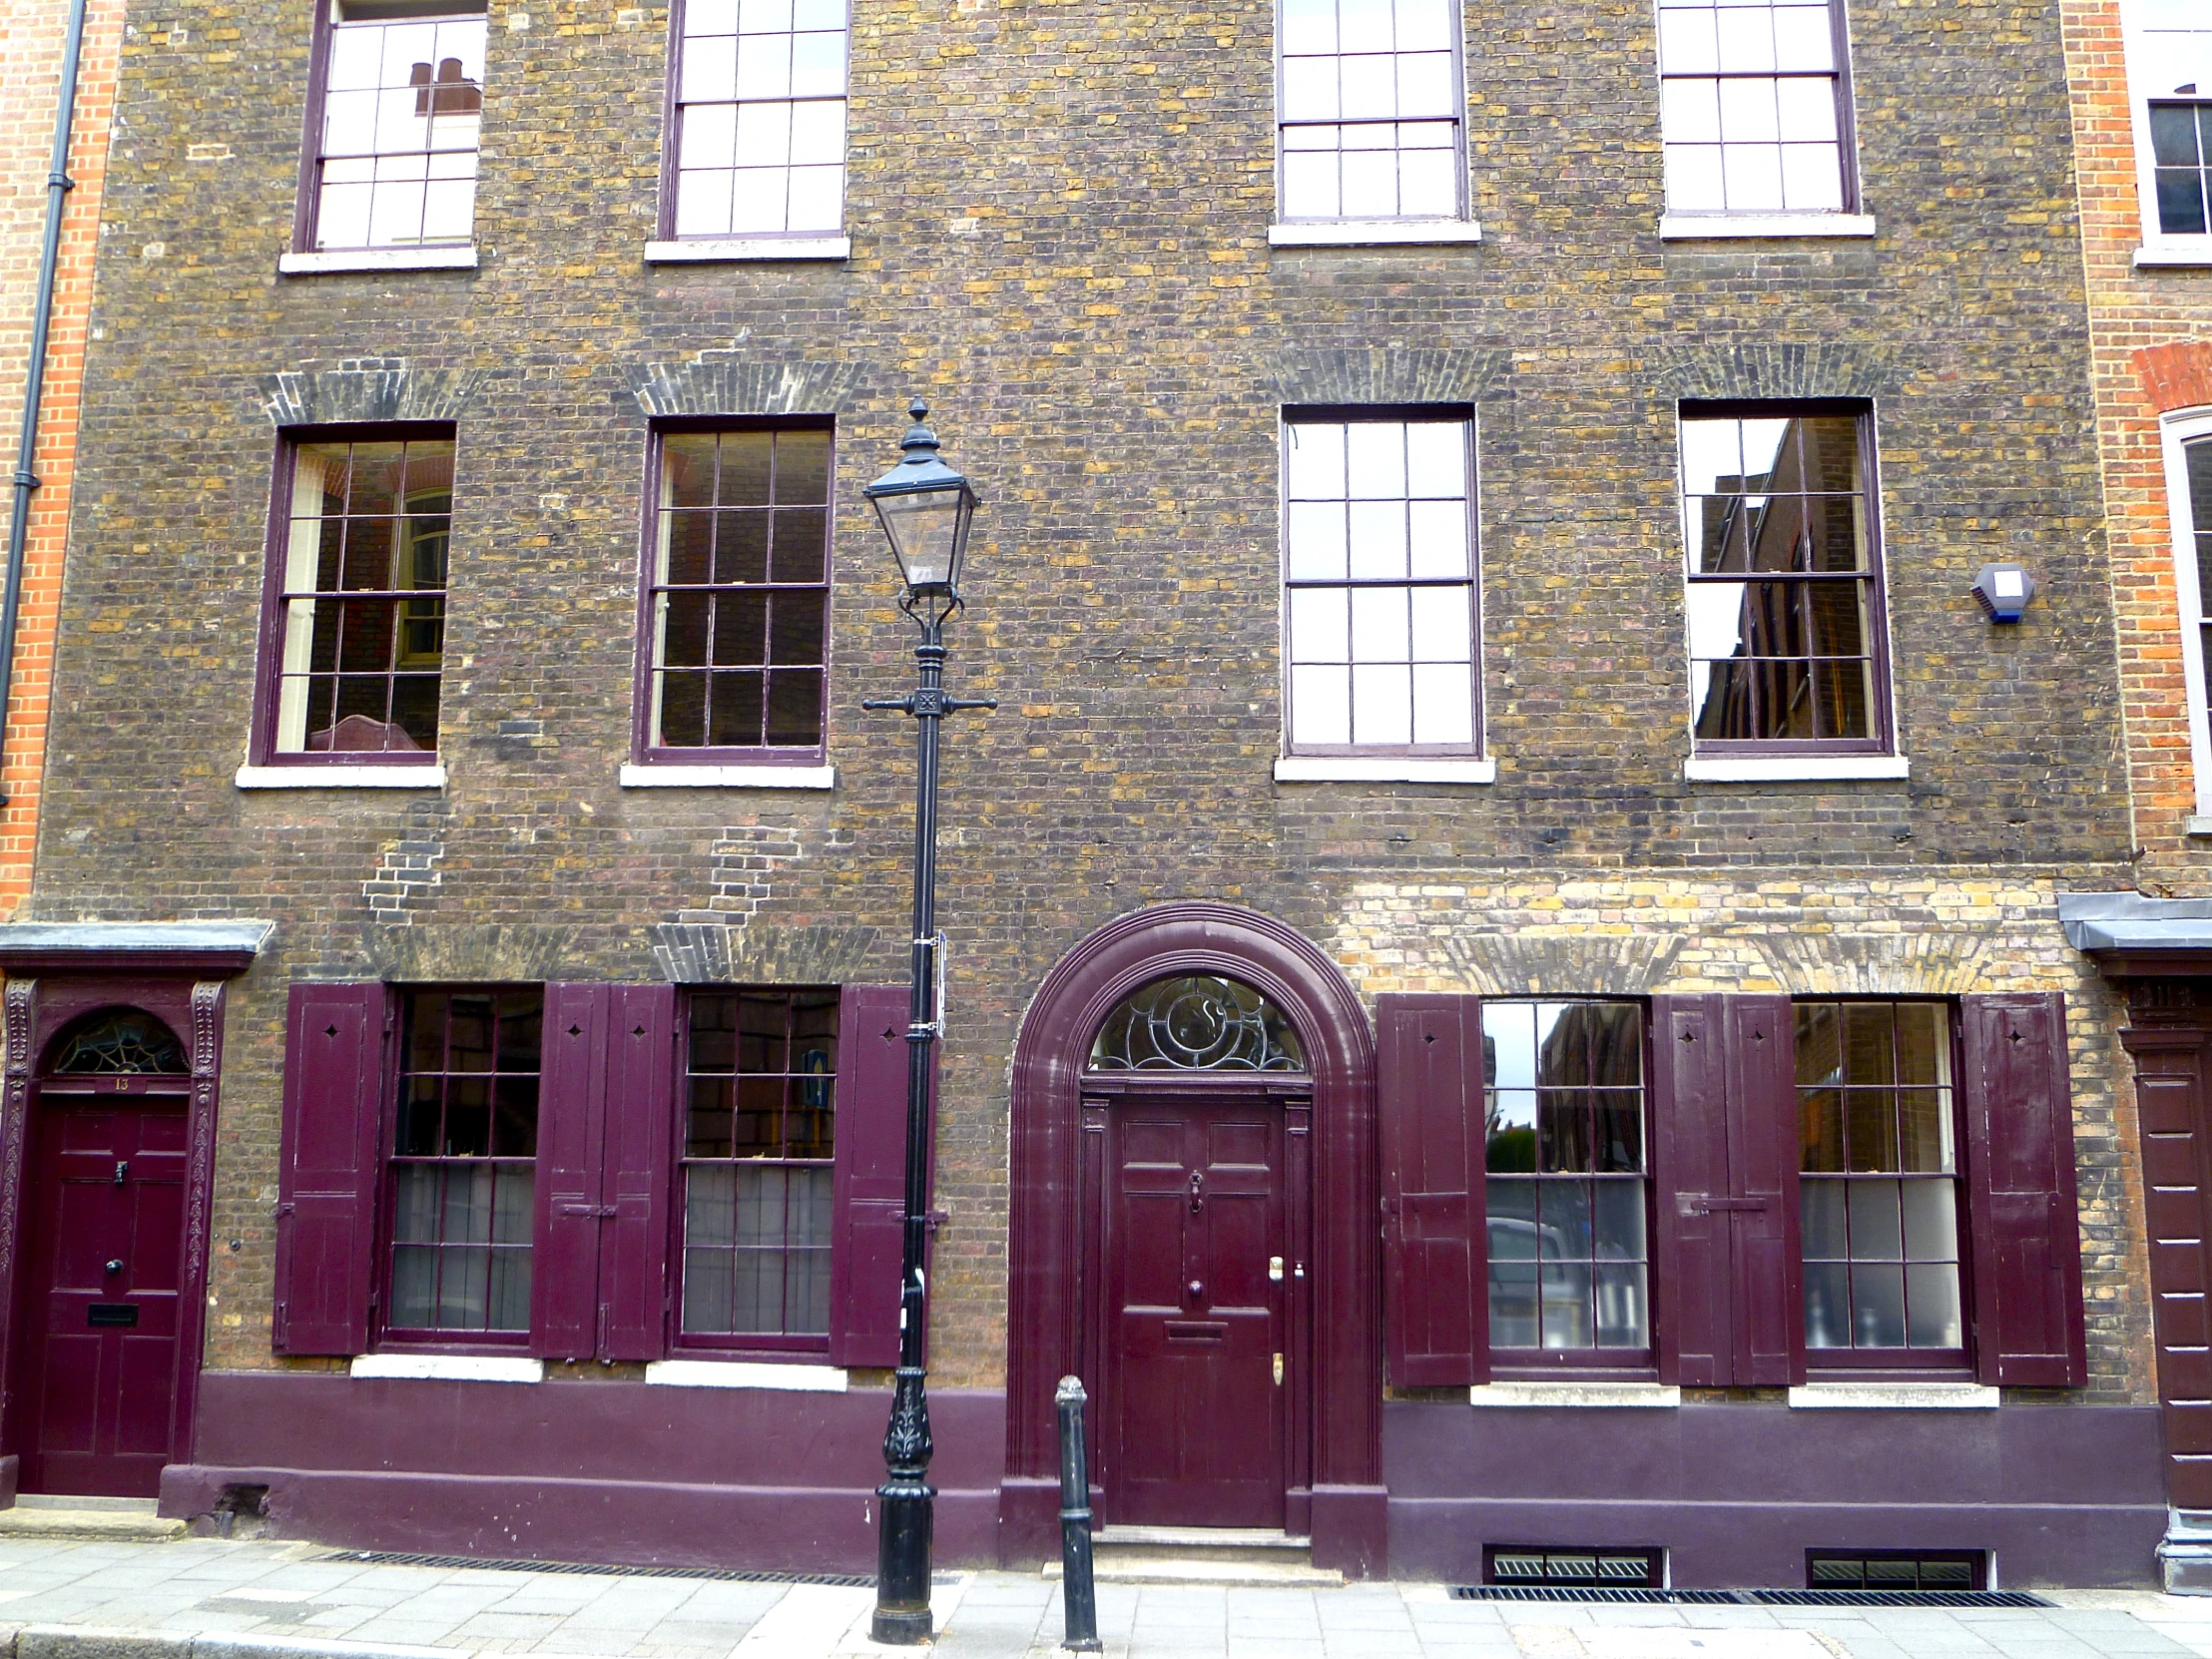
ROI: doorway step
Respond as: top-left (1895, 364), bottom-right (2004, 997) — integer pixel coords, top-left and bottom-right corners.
top-left (0, 1494), bottom-right (185, 1541)
top-left (1046, 1526), bottom-right (1344, 1587)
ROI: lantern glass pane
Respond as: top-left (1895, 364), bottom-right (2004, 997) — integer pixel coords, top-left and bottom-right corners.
top-left (873, 489), bottom-right (964, 589)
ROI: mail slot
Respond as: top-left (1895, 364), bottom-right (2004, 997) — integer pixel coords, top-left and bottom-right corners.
top-left (87, 1303), bottom-right (138, 1328)
top-left (1164, 1320), bottom-right (1228, 1344)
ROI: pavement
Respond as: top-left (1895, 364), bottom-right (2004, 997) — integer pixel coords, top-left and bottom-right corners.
top-left (0, 1535), bottom-right (2209, 1659)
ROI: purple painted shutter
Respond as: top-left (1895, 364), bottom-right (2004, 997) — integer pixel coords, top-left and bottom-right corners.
top-left (274, 982), bottom-right (388, 1357)
top-left (602, 983), bottom-right (677, 1362)
top-left (531, 983), bottom-right (608, 1361)
top-left (1379, 995), bottom-right (1488, 1387)
top-left (830, 985), bottom-right (912, 1369)
top-left (1963, 992), bottom-right (2088, 1387)
top-left (1652, 994), bottom-right (1731, 1385)
top-left (1724, 995), bottom-right (1804, 1386)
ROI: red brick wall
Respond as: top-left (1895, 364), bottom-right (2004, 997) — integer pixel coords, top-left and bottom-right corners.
top-left (0, 0), bottom-right (124, 916)
top-left (2064, 0), bottom-right (2212, 881)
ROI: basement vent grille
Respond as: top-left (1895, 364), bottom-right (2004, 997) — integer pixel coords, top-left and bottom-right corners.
top-left (1451, 1586), bottom-right (2052, 1609)
top-left (1453, 1586), bottom-right (1741, 1605)
top-left (1484, 1545), bottom-right (1664, 1589)
top-left (321, 1551), bottom-right (882, 1587)
top-left (1807, 1550), bottom-right (1986, 1592)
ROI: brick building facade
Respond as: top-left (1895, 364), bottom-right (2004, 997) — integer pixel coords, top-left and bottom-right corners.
top-left (0, 0), bottom-right (2177, 1595)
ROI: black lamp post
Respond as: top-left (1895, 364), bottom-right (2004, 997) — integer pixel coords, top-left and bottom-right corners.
top-left (861, 399), bottom-right (992, 1646)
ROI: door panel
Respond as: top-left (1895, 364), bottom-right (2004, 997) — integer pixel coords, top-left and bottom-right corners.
top-left (20, 1095), bottom-right (190, 1496)
top-left (1105, 1094), bottom-right (1286, 1528)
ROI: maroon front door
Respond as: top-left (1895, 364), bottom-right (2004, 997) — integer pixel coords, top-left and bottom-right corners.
top-left (18, 1083), bottom-right (190, 1496)
top-left (1104, 1091), bottom-right (1287, 1528)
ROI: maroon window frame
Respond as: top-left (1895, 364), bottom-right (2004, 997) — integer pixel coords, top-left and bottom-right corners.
top-left (656, 0), bottom-right (851, 243)
top-left (291, 0), bottom-right (488, 256)
top-left (1796, 997), bottom-right (1973, 1375)
top-left (1680, 399), bottom-right (1893, 757)
top-left (1282, 405), bottom-right (1483, 759)
top-left (633, 419), bottom-right (833, 767)
top-left (1481, 998), bottom-right (1654, 1377)
top-left (674, 986), bottom-right (839, 1353)
top-left (378, 985), bottom-right (544, 1350)
top-left (252, 422), bottom-right (455, 767)
top-left (1657, 0), bottom-right (1859, 217)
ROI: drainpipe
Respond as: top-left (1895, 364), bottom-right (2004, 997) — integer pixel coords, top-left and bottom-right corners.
top-left (2, 0), bottom-right (93, 808)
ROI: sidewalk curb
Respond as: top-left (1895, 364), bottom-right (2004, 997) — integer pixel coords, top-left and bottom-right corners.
top-left (5, 1628), bottom-right (624, 1659)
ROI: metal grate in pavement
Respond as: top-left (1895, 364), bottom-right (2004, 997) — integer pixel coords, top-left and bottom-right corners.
top-left (1451, 1585), bottom-right (2052, 1608)
top-left (321, 1550), bottom-right (879, 1587)
top-left (1746, 1588), bottom-right (2052, 1608)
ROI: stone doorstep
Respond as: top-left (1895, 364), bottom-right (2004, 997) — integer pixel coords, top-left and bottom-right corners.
top-left (1041, 1526), bottom-right (1346, 1588)
top-left (0, 1505), bottom-right (185, 1542)
top-left (8, 1633), bottom-right (637, 1659)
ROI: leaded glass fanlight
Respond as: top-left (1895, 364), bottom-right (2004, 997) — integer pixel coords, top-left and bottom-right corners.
top-left (48, 1008), bottom-right (189, 1075)
top-left (1087, 976), bottom-right (1306, 1072)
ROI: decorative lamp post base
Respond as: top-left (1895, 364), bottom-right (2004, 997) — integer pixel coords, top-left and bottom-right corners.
top-left (870, 1476), bottom-right (936, 1644)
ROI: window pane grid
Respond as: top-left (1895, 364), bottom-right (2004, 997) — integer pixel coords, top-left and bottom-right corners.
top-left (1657, 0), bottom-right (1845, 215)
top-left (680, 988), bottom-right (839, 1342)
top-left (275, 436), bottom-right (451, 757)
top-left (314, 8), bottom-right (485, 249)
top-left (388, 988), bottom-right (542, 1337)
top-left (1283, 417), bottom-right (1478, 754)
top-left (1681, 412), bottom-right (1880, 746)
top-left (1482, 1001), bottom-right (1649, 1355)
top-left (649, 427), bottom-right (831, 754)
top-left (1278, 0), bottom-right (1460, 221)
top-left (674, 0), bottom-right (848, 238)
top-left (1796, 999), bottom-right (1963, 1355)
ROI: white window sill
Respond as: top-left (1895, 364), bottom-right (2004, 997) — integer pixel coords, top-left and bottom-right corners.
top-left (644, 237), bottom-right (850, 264)
top-left (1788, 1382), bottom-right (1997, 1409)
top-left (1469, 1382), bottom-right (1681, 1408)
top-left (1268, 220), bottom-right (1483, 248)
top-left (1660, 213), bottom-right (1877, 242)
top-left (351, 1355), bottom-right (543, 1383)
top-left (1275, 757), bottom-right (1496, 785)
top-left (618, 763), bottom-right (835, 791)
top-left (2135, 245), bottom-right (2212, 269)
top-left (1682, 755), bottom-right (1909, 784)
top-left (645, 1360), bottom-right (847, 1392)
top-left (2185, 815), bottom-right (2212, 837)
top-left (236, 765), bottom-right (446, 790)
top-left (278, 247), bottom-right (478, 275)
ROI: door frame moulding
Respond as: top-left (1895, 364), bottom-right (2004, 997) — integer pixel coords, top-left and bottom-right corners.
top-left (999, 901), bottom-right (1384, 1575)
top-left (0, 926), bottom-right (265, 1502)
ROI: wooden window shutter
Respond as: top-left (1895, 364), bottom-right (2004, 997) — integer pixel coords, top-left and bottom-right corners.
top-left (600, 983), bottom-right (678, 1362)
top-left (531, 983), bottom-right (609, 1361)
top-left (1962, 992), bottom-right (2088, 1387)
top-left (1723, 995), bottom-right (1804, 1386)
top-left (829, 985), bottom-right (916, 1369)
top-left (1378, 994), bottom-right (1488, 1386)
top-left (1652, 993), bottom-right (1732, 1385)
top-left (274, 981), bottom-right (389, 1357)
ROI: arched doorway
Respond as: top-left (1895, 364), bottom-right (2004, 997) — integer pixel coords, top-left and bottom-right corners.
top-left (7, 993), bottom-right (212, 1498)
top-left (1001, 903), bottom-right (1384, 1574)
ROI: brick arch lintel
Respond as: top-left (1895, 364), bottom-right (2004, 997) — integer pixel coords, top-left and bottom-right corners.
top-left (2134, 340), bottom-right (2212, 415)
top-left (624, 359), bottom-right (863, 419)
top-left (259, 359), bottom-right (490, 427)
top-left (1271, 346), bottom-right (1512, 407)
top-left (1652, 340), bottom-right (1899, 402)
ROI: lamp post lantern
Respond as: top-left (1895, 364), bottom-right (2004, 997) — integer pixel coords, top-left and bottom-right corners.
top-left (860, 399), bottom-right (992, 1645)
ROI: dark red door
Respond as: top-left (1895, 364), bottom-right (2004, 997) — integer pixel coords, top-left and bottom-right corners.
top-left (1105, 1092), bottom-right (1286, 1528)
top-left (19, 1086), bottom-right (190, 1496)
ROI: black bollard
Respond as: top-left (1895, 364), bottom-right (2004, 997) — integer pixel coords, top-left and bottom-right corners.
top-left (1055, 1375), bottom-right (1104, 1653)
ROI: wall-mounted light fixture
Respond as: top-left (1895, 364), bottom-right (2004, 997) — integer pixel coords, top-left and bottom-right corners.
top-left (1971, 562), bottom-right (2035, 623)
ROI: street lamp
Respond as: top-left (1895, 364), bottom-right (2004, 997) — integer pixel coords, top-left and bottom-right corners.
top-left (860, 399), bottom-right (993, 1646)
